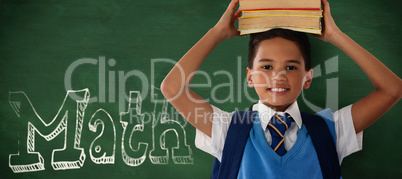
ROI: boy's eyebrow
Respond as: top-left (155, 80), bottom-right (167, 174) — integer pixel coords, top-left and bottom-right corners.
top-left (286, 60), bottom-right (301, 64)
top-left (258, 58), bottom-right (274, 62)
top-left (258, 59), bottom-right (301, 64)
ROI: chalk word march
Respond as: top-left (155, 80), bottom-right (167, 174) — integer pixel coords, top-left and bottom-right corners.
top-left (8, 88), bottom-right (193, 173)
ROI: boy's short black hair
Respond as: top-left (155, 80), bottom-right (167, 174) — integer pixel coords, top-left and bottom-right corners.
top-left (248, 28), bottom-right (311, 71)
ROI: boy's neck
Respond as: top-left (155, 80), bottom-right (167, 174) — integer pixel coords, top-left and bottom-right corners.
top-left (260, 101), bottom-right (293, 112)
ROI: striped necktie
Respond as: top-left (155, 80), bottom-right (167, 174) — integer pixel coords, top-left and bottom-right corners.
top-left (267, 113), bottom-right (293, 156)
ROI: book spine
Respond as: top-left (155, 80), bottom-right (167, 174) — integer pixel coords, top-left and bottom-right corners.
top-left (239, 16), bottom-right (321, 29)
top-left (239, 0), bottom-right (321, 10)
top-left (239, 8), bottom-right (321, 12)
top-left (241, 14), bottom-right (322, 19)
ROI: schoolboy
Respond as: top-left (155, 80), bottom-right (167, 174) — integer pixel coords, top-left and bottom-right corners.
top-left (161, 0), bottom-right (402, 178)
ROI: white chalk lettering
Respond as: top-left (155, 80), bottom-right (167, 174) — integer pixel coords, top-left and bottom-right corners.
top-left (120, 91), bottom-right (148, 166)
top-left (8, 88), bottom-right (193, 173)
top-left (149, 95), bottom-right (193, 164)
top-left (88, 109), bottom-right (116, 164)
top-left (8, 89), bottom-right (89, 173)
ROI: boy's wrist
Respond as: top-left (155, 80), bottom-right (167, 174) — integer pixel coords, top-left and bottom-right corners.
top-left (327, 30), bottom-right (347, 46)
top-left (209, 26), bottom-right (228, 43)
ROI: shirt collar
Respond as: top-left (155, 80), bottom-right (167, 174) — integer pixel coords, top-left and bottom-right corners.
top-left (252, 100), bottom-right (302, 131)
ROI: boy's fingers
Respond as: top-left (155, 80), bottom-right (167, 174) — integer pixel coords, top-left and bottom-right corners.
top-left (231, 0), bottom-right (239, 7)
top-left (235, 31), bottom-right (242, 37)
top-left (234, 10), bottom-right (241, 19)
top-left (321, 0), bottom-right (330, 14)
top-left (231, 10), bottom-right (241, 24)
top-left (228, 0), bottom-right (239, 12)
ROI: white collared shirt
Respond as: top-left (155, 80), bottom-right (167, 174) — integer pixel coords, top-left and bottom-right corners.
top-left (254, 101), bottom-right (302, 152)
top-left (195, 101), bottom-right (363, 164)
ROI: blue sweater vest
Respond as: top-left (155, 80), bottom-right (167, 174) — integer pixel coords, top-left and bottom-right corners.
top-left (238, 109), bottom-right (337, 179)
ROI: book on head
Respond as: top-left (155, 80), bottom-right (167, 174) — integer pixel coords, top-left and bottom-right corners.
top-left (238, 0), bottom-right (322, 35)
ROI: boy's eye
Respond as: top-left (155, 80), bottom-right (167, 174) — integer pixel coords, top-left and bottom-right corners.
top-left (262, 65), bottom-right (272, 70)
top-left (286, 66), bottom-right (297, 70)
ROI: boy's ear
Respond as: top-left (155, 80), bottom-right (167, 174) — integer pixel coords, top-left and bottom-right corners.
top-left (246, 67), bottom-right (254, 87)
top-left (303, 69), bottom-right (313, 89)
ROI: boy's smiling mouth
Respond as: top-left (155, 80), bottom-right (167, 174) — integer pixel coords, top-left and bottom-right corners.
top-left (269, 88), bottom-right (289, 92)
top-left (267, 87), bottom-right (290, 95)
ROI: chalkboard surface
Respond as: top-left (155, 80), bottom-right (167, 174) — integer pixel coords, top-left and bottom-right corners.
top-left (1, 0), bottom-right (401, 178)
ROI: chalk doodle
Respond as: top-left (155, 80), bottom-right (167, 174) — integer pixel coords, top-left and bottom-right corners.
top-left (88, 109), bottom-right (116, 164)
top-left (8, 89), bottom-right (89, 173)
top-left (8, 88), bottom-right (194, 173)
top-left (120, 91), bottom-right (148, 166)
top-left (149, 94), bottom-right (193, 165)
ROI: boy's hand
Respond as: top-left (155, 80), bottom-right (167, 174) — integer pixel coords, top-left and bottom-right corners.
top-left (313, 0), bottom-right (342, 43)
top-left (213, 0), bottom-right (242, 40)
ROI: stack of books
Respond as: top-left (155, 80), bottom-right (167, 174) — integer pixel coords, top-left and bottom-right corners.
top-left (238, 0), bottom-right (322, 35)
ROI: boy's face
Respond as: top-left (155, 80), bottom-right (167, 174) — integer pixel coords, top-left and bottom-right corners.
top-left (247, 37), bottom-right (313, 111)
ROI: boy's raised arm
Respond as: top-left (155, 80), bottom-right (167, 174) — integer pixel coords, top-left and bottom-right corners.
top-left (315, 0), bottom-right (402, 133)
top-left (160, 0), bottom-right (241, 137)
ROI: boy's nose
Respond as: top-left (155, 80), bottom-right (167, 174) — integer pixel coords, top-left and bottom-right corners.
top-left (272, 70), bottom-right (287, 81)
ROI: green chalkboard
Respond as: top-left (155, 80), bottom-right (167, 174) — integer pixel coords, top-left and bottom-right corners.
top-left (0, 0), bottom-right (401, 178)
